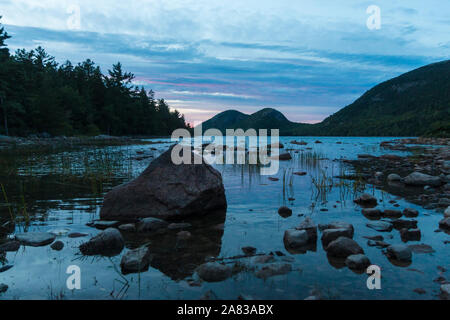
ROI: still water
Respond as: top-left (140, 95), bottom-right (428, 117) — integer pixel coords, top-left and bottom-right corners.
top-left (0, 137), bottom-right (447, 300)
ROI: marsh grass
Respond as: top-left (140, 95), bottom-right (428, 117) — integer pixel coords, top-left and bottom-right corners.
top-left (0, 143), bottom-right (134, 227)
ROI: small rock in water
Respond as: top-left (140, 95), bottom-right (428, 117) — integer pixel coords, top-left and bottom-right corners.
top-left (387, 173), bottom-right (402, 182)
top-left (403, 208), bottom-right (419, 218)
top-left (50, 241), bottom-right (64, 251)
top-left (255, 263), bottom-right (292, 279)
top-left (90, 220), bottom-right (121, 230)
top-left (444, 206), bottom-right (450, 218)
top-left (408, 244), bottom-right (435, 254)
top-left (354, 193), bottom-right (378, 207)
top-left (0, 265), bottom-right (13, 273)
top-left (325, 237), bottom-right (364, 258)
top-left (400, 229), bottom-right (421, 242)
top-left (120, 247), bottom-right (151, 275)
top-left (439, 217), bottom-right (450, 230)
top-left (48, 228), bottom-right (70, 236)
top-left (386, 244), bottom-right (412, 262)
top-left (363, 235), bottom-right (384, 241)
top-left (383, 210), bottom-right (402, 219)
top-left (118, 224), bottom-right (136, 232)
top-left (0, 283), bottom-right (8, 293)
top-left (362, 208), bottom-right (382, 220)
top-left (136, 217), bottom-right (168, 233)
top-left (0, 240), bottom-right (20, 252)
top-left (196, 262), bottom-right (232, 282)
top-left (68, 232), bottom-right (88, 238)
top-left (79, 228), bottom-right (124, 256)
top-left (278, 206), bottom-right (292, 218)
top-left (392, 219), bottom-right (418, 230)
top-left (413, 288), bottom-right (426, 295)
top-left (15, 232), bottom-right (56, 247)
top-left (321, 228), bottom-right (354, 246)
top-left (441, 284), bottom-right (450, 300)
top-left (366, 221), bottom-right (393, 232)
top-left (251, 255), bottom-right (275, 264)
top-left (268, 177), bottom-right (279, 181)
top-left (284, 229), bottom-right (309, 249)
top-left (242, 246), bottom-right (257, 256)
top-left (345, 254), bottom-right (371, 270)
top-left (404, 172), bottom-right (443, 187)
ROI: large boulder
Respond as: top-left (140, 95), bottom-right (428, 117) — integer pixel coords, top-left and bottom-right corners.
top-left (100, 145), bottom-right (227, 220)
top-left (403, 172), bottom-right (443, 187)
top-left (354, 193), bottom-right (377, 207)
top-left (284, 229), bottom-right (309, 249)
top-left (79, 228), bottom-right (124, 256)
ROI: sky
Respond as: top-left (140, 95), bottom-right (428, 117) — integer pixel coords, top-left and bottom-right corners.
top-left (1, 0), bottom-right (449, 126)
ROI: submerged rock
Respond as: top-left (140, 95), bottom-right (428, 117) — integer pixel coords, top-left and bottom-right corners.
top-left (278, 206), bottom-right (292, 218)
top-left (400, 228), bottom-right (421, 242)
top-left (136, 218), bottom-right (168, 233)
top-left (255, 263), bottom-right (292, 279)
top-left (387, 173), bottom-right (402, 182)
top-left (296, 217), bottom-right (318, 239)
top-left (439, 217), bottom-right (450, 230)
top-left (79, 228), bottom-right (124, 256)
top-left (120, 247), bottom-right (151, 275)
top-left (100, 145), bottom-right (227, 220)
top-left (284, 229), bottom-right (309, 249)
top-left (0, 283), bottom-right (8, 294)
top-left (392, 219), bottom-right (418, 230)
top-left (321, 228), bottom-right (354, 246)
top-left (383, 210), bottom-right (402, 219)
top-left (345, 254), bottom-right (371, 270)
top-left (404, 172), bottom-right (443, 187)
top-left (325, 237), bottom-right (364, 258)
top-left (403, 208), bottom-right (419, 218)
top-left (0, 240), bottom-right (20, 252)
top-left (366, 221), bottom-right (393, 232)
top-left (15, 232), bottom-right (56, 247)
top-left (441, 284), bottom-right (450, 300)
top-left (50, 241), bottom-right (64, 251)
top-left (362, 208), bottom-right (382, 220)
top-left (386, 244), bottom-right (412, 262)
top-left (196, 262), bottom-right (232, 282)
top-left (354, 193), bottom-right (378, 207)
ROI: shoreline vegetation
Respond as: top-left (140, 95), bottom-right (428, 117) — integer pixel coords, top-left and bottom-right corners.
top-left (0, 17), bottom-right (190, 138)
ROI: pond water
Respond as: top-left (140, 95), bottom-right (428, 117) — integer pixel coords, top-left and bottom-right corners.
top-left (0, 137), bottom-right (448, 300)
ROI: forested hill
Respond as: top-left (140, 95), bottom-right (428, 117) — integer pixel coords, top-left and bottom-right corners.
top-left (200, 60), bottom-right (450, 137)
top-left (315, 60), bottom-right (450, 137)
top-left (0, 18), bottom-right (189, 137)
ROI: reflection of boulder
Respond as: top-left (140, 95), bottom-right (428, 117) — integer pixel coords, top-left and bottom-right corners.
top-left (101, 145), bottom-right (227, 221)
top-left (122, 210), bottom-right (226, 280)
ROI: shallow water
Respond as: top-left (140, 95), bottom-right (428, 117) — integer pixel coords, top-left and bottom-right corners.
top-left (0, 137), bottom-right (448, 300)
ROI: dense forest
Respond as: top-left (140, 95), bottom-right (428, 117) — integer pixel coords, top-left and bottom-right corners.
top-left (0, 18), bottom-right (190, 137)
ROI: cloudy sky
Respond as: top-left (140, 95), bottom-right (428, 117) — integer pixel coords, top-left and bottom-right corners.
top-left (1, 0), bottom-right (449, 125)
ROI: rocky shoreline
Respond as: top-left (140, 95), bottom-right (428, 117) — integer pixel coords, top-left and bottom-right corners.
top-left (342, 138), bottom-right (450, 216)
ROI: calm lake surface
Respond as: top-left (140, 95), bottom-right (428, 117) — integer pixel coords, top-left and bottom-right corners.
top-left (0, 137), bottom-right (448, 300)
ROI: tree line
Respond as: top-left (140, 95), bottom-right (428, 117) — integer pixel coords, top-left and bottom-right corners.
top-left (0, 17), bottom-right (190, 137)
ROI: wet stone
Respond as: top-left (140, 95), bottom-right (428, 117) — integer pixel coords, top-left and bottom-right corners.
top-left (366, 221), bottom-right (393, 232)
top-left (50, 241), bottom-right (64, 251)
top-left (16, 232), bottom-right (56, 247)
top-left (196, 262), bottom-right (232, 282)
top-left (255, 263), bottom-right (292, 279)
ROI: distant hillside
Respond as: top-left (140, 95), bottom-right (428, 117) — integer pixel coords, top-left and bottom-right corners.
top-left (199, 60), bottom-right (450, 137)
top-left (201, 108), bottom-right (312, 136)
